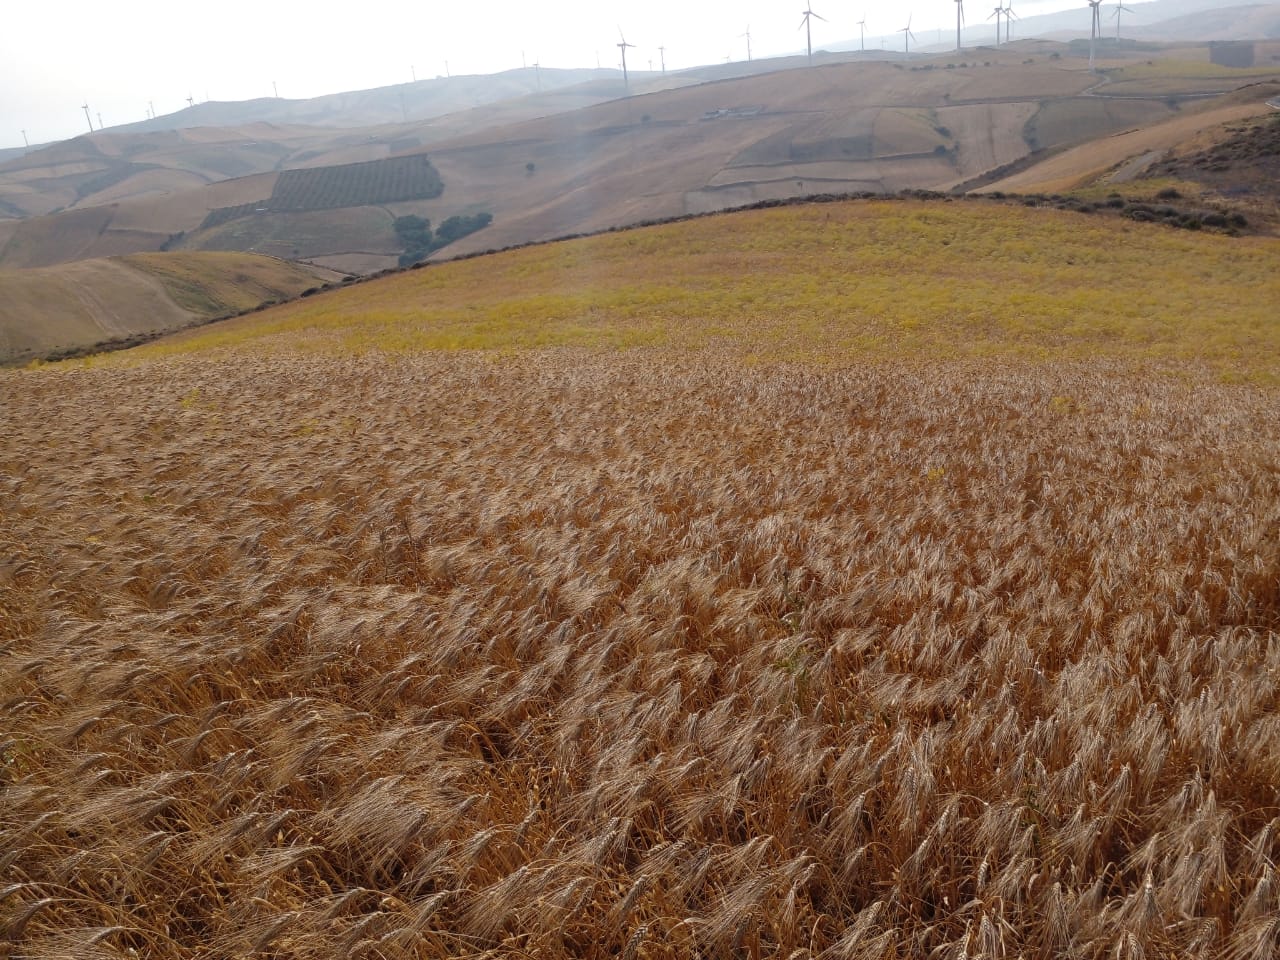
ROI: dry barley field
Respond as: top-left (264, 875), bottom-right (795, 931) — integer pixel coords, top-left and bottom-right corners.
top-left (3, 203), bottom-right (1280, 959)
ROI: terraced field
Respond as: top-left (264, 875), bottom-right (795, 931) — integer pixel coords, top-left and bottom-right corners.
top-left (2, 199), bottom-right (1278, 960)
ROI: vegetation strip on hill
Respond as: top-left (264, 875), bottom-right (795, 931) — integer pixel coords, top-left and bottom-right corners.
top-left (134, 199), bottom-right (1279, 383)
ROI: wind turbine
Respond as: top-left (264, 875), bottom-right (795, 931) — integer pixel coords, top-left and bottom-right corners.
top-left (741, 25), bottom-right (753, 62)
top-left (22, 129), bottom-right (29, 147)
top-left (186, 95), bottom-right (195, 109)
top-left (617, 28), bottom-right (636, 89)
top-left (1004, 3), bottom-right (1018, 40)
top-left (1113, 1), bottom-right (1134, 39)
top-left (81, 103), bottom-right (93, 132)
top-left (900, 15), bottom-right (917, 54)
top-left (955, 0), bottom-right (966, 52)
top-left (800, 3), bottom-right (826, 64)
top-left (858, 15), bottom-right (868, 51)
top-left (1087, 0), bottom-right (1103, 71)
top-left (659, 46), bottom-right (666, 73)
top-left (989, 3), bottom-right (1003, 45)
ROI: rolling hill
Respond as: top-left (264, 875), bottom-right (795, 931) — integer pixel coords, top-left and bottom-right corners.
top-left (0, 251), bottom-right (340, 363)
top-left (4, 17), bottom-right (1280, 284)
top-left (3, 46), bottom-right (1238, 276)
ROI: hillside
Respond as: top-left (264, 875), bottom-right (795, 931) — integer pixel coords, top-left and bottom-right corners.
top-left (0, 251), bottom-right (338, 363)
top-left (0, 72), bottom-right (665, 224)
top-left (3, 198), bottom-right (1278, 959)
top-left (0, 48), bottom-right (1200, 275)
top-left (0, 123), bottom-right (442, 221)
top-left (978, 88), bottom-right (1280, 194)
top-left (4, 32), bottom-right (1280, 278)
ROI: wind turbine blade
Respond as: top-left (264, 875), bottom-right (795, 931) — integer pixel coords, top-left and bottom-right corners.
top-left (813, 12), bottom-right (827, 22)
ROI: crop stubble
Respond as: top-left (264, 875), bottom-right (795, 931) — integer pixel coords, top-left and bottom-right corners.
top-left (2, 352), bottom-right (1278, 958)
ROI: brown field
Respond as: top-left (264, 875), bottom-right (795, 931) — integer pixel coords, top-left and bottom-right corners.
top-left (2, 198), bottom-right (1279, 957)
top-left (1024, 98), bottom-right (1178, 154)
top-left (187, 207), bottom-right (400, 261)
top-left (305, 251), bottom-right (401, 275)
top-left (937, 101), bottom-right (1041, 184)
top-left (978, 97), bottom-right (1278, 195)
top-left (85, 168), bottom-right (216, 206)
top-left (3, 349), bottom-right (1279, 959)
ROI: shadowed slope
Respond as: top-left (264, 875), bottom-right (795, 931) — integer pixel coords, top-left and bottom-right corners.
top-left (0, 252), bottom-right (338, 363)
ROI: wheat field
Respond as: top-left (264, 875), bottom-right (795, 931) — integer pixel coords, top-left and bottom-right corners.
top-left (3, 346), bottom-right (1278, 958)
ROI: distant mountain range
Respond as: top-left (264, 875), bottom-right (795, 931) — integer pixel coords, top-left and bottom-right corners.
top-left (844, 1), bottom-right (1280, 54)
top-left (3, 1), bottom-right (1274, 161)
top-left (109, 68), bottom-right (627, 134)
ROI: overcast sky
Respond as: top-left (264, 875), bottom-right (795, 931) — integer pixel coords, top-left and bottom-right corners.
top-left (3, 0), bottom-right (1159, 150)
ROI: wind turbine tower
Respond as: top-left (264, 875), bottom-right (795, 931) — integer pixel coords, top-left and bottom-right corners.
top-left (900, 15), bottom-right (917, 54)
top-left (955, 0), bottom-right (966, 51)
top-left (858, 16), bottom-right (867, 52)
top-left (1088, 0), bottom-right (1103, 71)
top-left (659, 46), bottom-right (666, 73)
top-left (1004, 3), bottom-right (1018, 41)
top-left (186, 95), bottom-right (195, 109)
top-left (1113, 1), bottom-right (1134, 39)
top-left (81, 103), bottom-right (93, 132)
top-left (800, 4), bottom-right (826, 64)
top-left (741, 26), bottom-right (753, 61)
top-left (617, 29), bottom-right (636, 89)
top-left (989, 4), bottom-right (1003, 44)
top-left (22, 129), bottom-right (29, 147)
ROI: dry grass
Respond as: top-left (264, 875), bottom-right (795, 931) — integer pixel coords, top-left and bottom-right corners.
top-left (3, 344), bottom-right (1278, 958)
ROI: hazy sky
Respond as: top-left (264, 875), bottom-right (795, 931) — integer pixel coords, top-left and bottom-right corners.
top-left (3, 0), bottom-right (1148, 149)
